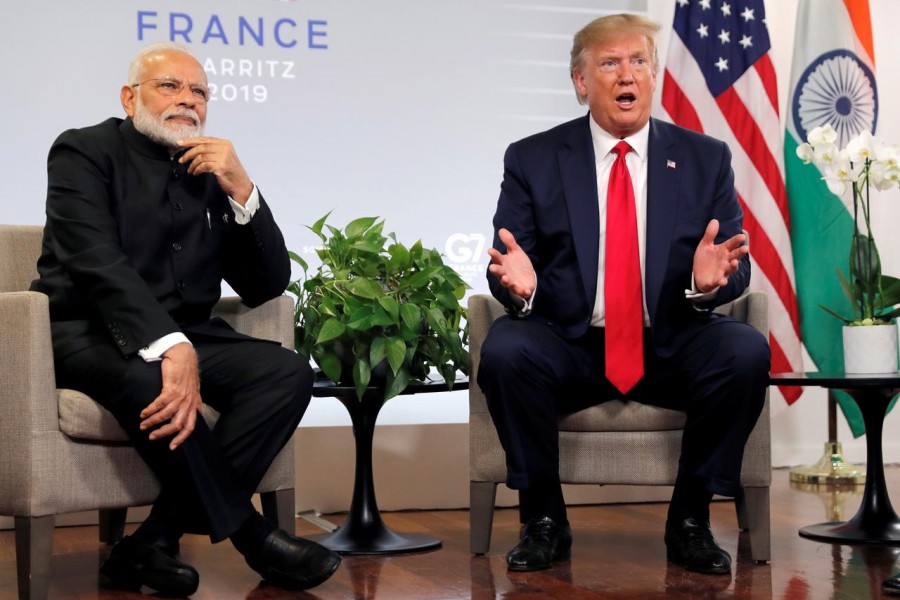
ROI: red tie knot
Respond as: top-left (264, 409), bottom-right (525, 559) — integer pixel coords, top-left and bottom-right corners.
top-left (613, 140), bottom-right (632, 158)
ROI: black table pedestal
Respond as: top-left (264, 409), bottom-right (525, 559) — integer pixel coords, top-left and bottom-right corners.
top-left (799, 387), bottom-right (900, 544)
top-left (307, 388), bottom-right (442, 555)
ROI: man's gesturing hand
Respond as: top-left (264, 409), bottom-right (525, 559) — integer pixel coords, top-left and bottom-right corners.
top-left (692, 219), bottom-right (749, 293)
top-left (177, 137), bottom-right (254, 205)
top-left (140, 342), bottom-right (202, 451)
top-left (487, 228), bottom-right (536, 300)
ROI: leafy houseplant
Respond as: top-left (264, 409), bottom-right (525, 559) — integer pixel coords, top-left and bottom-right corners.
top-left (797, 125), bottom-right (900, 326)
top-left (287, 214), bottom-right (469, 400)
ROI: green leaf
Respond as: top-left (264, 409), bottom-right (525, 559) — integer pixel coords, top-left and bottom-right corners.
top-left (346, 278), bottom-right (384, 299)
top-left (400, 303), bottom-right (421, 330)
top-left (353, 358), bottom-right (371, 400)
top-left (288, 250), bottom-right (308, 271)
top-left (819, 304), bottom-right (853, 325)
top-left (309, 212), bottom-right (331, 239)
top-left (318, 352), bottom-right (342, 383)
top-left (345, 217), bottom-right (379, 239)
top-left (386, 338), bottom-right (406, 375)
top-left (378, 296), bottom-right (400, 322)
top-left (384, 368), bottom-right (410, 400)
top-left (316, 318), bottom-right (346, 344)
top-left (426, 307), bottom-right (449, 338)
top-left (369, 337), bottom-right (387, 368)
top-left (351, 240), bottom-right (384, 254)
top-left (370, 308), bottom-right (395, 327)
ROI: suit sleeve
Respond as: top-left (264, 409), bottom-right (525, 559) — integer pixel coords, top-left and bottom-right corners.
top-left (45, 131), bottom-right (181, 356)
top-left (705, 141), bottom-right (750, 308)
top-left (487, 141), bottom-right (540, 312)
top-left (220, 192), bottom-right (291, 308)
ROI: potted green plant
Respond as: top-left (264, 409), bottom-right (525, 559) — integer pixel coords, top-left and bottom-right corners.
top-left (287, 214), bottom-right (469, 399)
top-left (797, 124), bottom-right (900, 372)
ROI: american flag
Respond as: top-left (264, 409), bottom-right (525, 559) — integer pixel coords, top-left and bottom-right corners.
top-left (660, 0), bottom-right (803, 403)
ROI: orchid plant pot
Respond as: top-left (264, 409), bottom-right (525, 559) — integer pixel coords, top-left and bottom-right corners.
top-left (842, 323), bottom-right (899, 374)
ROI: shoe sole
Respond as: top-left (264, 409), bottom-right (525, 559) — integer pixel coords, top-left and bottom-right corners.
top-left (258, 553), bottom-right (342, 590)
top-left (665, 549), bottom-right (731, 575)
top-left (506, 547), bottom-right (571, 572)
top-left (100, 558), bottom-right (200, 596)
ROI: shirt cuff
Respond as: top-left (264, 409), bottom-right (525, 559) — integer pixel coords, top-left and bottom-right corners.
top-left (684, 274), bottom-right (719, 307)
top-left (510, 275), bottom-right (538, 316)
top-left (228, 184), bottom-right (260, 225)
top-left (138, 333), bottom-right (192, 362)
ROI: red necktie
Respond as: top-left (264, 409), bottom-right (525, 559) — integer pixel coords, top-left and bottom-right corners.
top-left (604, 141), bottom-right (644, 394)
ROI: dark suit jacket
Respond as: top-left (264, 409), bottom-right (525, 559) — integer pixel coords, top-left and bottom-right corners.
top-left (488, 115), bottom-right (749, 357)
top-left (31, 117), bottom-right (291, 359)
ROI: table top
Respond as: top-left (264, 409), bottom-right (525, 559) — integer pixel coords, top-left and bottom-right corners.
top-left (312, 373), bottom-right (469, 398)
top-left (771, 371), bottom-right (900, 388)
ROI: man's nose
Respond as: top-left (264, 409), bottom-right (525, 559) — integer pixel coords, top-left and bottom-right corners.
top-left (175, 85), bottom-right (196, 106)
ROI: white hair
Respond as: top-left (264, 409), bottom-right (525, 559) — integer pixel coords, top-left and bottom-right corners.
top-left (127, 42), bottom-right (199, 85)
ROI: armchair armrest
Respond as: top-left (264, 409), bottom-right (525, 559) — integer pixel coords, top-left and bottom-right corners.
top-left (212, 295), bottom-right (295, 349)
top-left (0, 291), bottom-right (60, 434)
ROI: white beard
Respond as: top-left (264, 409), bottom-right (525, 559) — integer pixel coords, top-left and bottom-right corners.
top-left (132, 98), bottom-right (204, 150)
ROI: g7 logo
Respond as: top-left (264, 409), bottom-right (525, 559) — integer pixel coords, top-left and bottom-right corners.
top-left (445, 233), bottom-right (486, 264)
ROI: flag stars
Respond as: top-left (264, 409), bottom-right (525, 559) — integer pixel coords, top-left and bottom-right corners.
top-left (720, 2), bottom-right (732, 16)
top-left (739, 34), bottom-right (753, 49)
top-left (677, 0), bottom-right (689, 6)
top-left (699, 0), bottom-right (711, 9)
top-left (697, 23), bottom-right (709, 38)
top-left (715, 56), bottom-right (729, 72)
top-left (718, 29), bottom-right (731, 44)
top-left (741, 7), bottom-right (755, 21)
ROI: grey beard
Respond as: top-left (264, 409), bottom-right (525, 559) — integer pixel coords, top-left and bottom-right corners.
top-left (132, 102), bottom-right (204, 150)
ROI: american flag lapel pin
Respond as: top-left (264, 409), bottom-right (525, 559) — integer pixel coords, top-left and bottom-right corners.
top-left (222, 213), bottom-right (229, 224)
top-left (667, 159), bottom-right (677, 169)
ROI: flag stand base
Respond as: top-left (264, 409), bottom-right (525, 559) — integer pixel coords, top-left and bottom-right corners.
top-left (789, 441), bottom-right (866, 485)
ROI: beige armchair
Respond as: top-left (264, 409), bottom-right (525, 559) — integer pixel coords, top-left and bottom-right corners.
top-left (0, 224), bottom-right (298, 600)
top-left (468, 292), bottom-right (771, 563)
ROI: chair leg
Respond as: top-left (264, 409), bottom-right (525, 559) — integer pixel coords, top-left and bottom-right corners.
top-left (735, 489), bottom-right (749, 531)
top-left (98, 508), bottom-right (128, 545)
top-left (739, 486), bottom-right (771, 563)
top-left (261, 488), bottom-right (296, 536)
top-left (14, 515), bottom-right (54, 600)
top-left (470, 481), bottom-right (498, 555)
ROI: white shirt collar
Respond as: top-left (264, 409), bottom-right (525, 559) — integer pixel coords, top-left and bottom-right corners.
top-left (588, 115), bottom-right (650, 164)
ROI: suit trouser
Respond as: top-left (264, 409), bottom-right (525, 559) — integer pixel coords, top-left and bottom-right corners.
top-left (55, 334), bottom-right (313, 543)
top-left (477, 315), bottom-right (769, 499)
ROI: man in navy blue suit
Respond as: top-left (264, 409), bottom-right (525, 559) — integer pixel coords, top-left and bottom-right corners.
top-left (478, 14), bottom-right (770, 575)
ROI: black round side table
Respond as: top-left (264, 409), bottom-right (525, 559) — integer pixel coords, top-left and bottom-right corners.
top-left (307, 375), bottom-right (468, 554)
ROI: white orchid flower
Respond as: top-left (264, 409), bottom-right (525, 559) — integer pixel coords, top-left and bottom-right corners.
top-left (877, 144), bottom-right (900, 168)
top-left (796, 142), bottom-right (815, 164)
top-left (823, 153), bottom-right (853, 195)
top-left (846, 130), bottom-right (878, 164)
top-left (808, 124), bottom-right (838, 146)
top-left (871, 162), bottom-right (900, 190)
top-left (814, 142), bottom-right (840, 166)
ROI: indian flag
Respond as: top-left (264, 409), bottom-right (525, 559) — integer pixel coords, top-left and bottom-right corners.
top-left (784, 0), bottom-right (877, 436)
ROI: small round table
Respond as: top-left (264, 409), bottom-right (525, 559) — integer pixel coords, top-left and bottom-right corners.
top-left (771, 371), bottom-right (900, 544)
top-left (308, 375), bottom-right (468, 554)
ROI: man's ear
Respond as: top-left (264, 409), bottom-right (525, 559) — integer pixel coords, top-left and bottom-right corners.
top-left (121, 85), bottom-right (136, 118)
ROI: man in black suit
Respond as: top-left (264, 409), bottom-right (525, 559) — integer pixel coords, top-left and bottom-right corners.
top-left (30, 42), bottom-right (340, 595)
top-left (478, 14), bottom-right (769, 574)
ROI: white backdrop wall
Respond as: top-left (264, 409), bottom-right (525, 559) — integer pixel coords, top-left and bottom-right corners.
top-left (3, 0), bottom-right (900, 475)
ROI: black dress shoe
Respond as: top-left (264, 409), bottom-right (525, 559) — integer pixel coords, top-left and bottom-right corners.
top-left (884, 572), bottom-right (900, 595)
top-left (506, 516), bottom-right (573, 572)
top-left (664, 517), bottom-right (731, 575)
top-left (244, 529), bottom-right (341, 590)
top-left (100, 535), bottom-right (200, 596)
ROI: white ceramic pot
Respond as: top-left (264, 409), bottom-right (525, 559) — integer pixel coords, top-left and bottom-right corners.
top-left (842, 324), bottom-right (899, 374)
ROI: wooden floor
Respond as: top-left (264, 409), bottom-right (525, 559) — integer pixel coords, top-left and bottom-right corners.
top-left (3, 467), bottom-right (900, 599)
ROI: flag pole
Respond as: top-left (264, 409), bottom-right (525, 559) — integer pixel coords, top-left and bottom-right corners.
top-left (789, 391), bottom-right (865, 485)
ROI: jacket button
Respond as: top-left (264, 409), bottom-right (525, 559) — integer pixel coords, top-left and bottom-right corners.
top-left (173, 202), bottom-right (184, 211)
top-left (177, 281), bottom-right (186, 291)
top-left (172, 242), bottom-right (182, 252)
